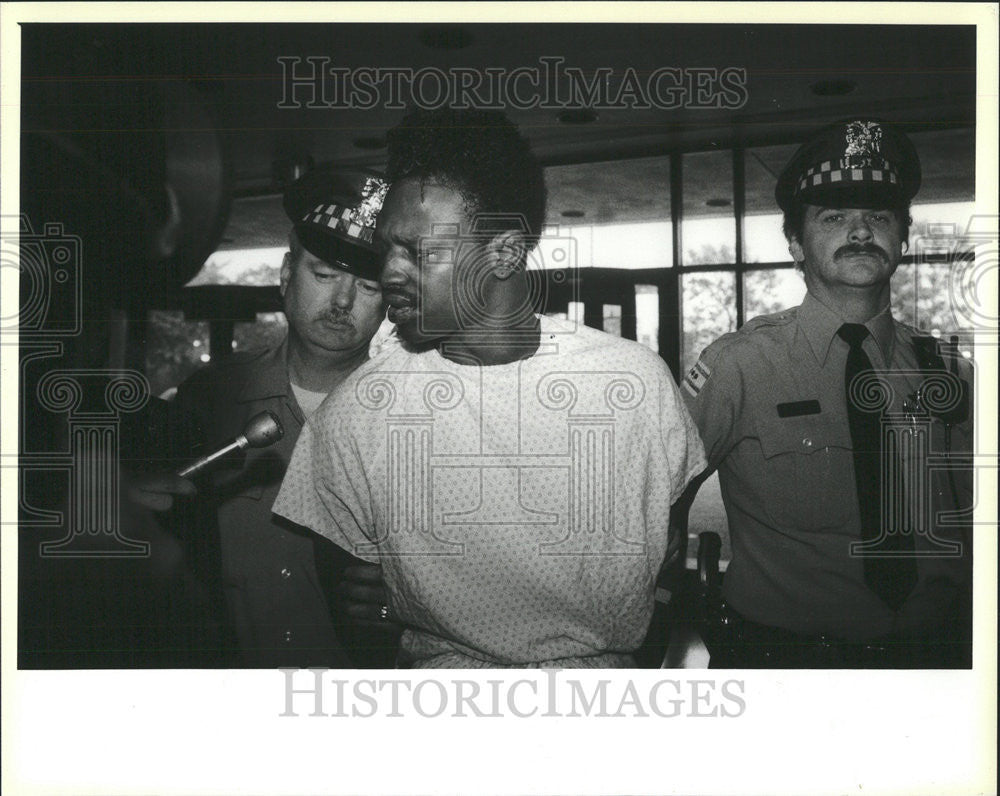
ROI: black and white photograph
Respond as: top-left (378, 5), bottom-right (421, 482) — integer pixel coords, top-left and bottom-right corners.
top-left (2, 3), bottom-right (996, 794)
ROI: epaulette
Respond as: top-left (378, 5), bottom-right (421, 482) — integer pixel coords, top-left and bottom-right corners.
top-left (740, 307), bottom-right (798, 331)
top-left (699, 308), bottom-right (797, 359)
top-left (681, 308), bottom-right (798, 399)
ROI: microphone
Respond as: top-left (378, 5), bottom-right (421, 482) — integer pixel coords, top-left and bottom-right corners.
top-left (176, 410), bottom-right (284, 479)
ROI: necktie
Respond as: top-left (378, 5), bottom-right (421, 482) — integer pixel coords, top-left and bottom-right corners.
top-left (837, 323), bottom-right (917, 610)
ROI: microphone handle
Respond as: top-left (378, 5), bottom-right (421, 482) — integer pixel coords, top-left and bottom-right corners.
top-left (177, 435), bottom-right (249, 478)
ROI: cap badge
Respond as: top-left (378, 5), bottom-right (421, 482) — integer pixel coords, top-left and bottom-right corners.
top-left (300, 175), bottom-right (389, 244)
top-left (354, 176), bottom-right (390, 230)
top-left (844, 121), bottom-right (883, 159)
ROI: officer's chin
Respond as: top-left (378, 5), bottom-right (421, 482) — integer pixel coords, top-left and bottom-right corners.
top-left (836, 253), bottom-right (894, 277)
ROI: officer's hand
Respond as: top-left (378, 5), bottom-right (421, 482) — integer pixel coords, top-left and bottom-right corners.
top-left (125, 472), bottom-right (197, 512)
top-left (337, 563), bottom-right (401, 630)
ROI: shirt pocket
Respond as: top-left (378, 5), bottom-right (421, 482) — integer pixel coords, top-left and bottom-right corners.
top-left (756, 415), bottom-right (854, 531)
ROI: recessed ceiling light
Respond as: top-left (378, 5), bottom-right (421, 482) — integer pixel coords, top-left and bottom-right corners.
top-left (353, 137), bottom-right (386, 151)
top-left (419, 26), bottom-right (474, 50)
top-left (557, 109), bottom-right (599, 125)
top-left (810, 79), bottom-right (857, 97)
top-left (561, 210), bottom-right (585, 218)
top-left (706, 198), bottom-right (731, 208)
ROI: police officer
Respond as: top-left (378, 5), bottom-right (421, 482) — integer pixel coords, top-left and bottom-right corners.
top-left (131, 166), bottom-right (398, 667)
top-left (675, 119), bottom-right (973, 668)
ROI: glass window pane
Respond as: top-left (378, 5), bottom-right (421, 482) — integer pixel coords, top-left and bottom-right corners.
top-left (602, 304), bottom-right (621, 337)
top-left (233, 312), bottom-right (288, 354)
top-left (890, 263), bottom-right (956, 334)
top-left (904, 148), bottom-right (977, 346)
top-left (187, 247), bottom-right (285, 286)
top-left (534, 228), bottom-right (586, 271)
top-left (682, 271), bottom-right (737, 373)
top-left (893, 201), bottom-right (978, 335)
top-left (911, 201), bottom-right (977, 230)
top-left (743, 267), bottom-right (806, 321)
top-left (635, 284), bottom-right (659, 354)
top-left (909, 128), bottom-right (974, 205)
top-left (744, 143), bottom-right (799, 264)
top-left (188, 194), bottom-right (290, 285)
top-left (533, 221), bottom-right (672, 271)
top-left (744, 213), bottom-right (791, 264)
top-left (592, 222), bottom-right (671, 270)
top-left (542, 156), bottom-right (672, 270)
top-left (145, 310), bottom-right (210, 398)
top-left (682, 150), bottom-right (735, 265)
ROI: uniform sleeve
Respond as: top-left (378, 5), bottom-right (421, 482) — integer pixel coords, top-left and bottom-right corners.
top-left (680, 337), bottom-right (746, 472)
top-left (656, 367), bottom-right (709, 506)
top-left (272, 410), bottom-right (380, 564)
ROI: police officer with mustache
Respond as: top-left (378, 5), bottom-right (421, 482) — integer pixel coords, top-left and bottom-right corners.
top-left (675, 119), bottom-right (974, 668)
top-left (130, 166), bottom-right (397, 667)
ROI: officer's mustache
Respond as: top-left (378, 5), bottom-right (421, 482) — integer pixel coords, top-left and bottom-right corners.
top-left (835, 242), bottom-right (889, 261)
top-left (320, 309), bottom-right (354, 326)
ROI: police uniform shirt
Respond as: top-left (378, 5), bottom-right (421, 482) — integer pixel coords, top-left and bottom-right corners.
top-left (172, 341), bottom-right (352, 667)
top-left (682, 292), bottom-right (973, 641)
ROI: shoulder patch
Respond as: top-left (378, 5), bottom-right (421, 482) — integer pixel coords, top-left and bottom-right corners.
top-left (682, 358), bottom-right (712, 397)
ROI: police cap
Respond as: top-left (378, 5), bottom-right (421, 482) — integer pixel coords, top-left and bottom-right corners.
top-left (775, 119), bottom-right (921, 212)
top-left (282, 165), bottom-right (389, 282)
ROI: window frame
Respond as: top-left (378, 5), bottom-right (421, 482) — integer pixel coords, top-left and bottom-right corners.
top-left (154, 123), bottom-right (974, 383)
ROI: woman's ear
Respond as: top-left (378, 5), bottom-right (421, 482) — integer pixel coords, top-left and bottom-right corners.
top-left (490, 230), bottom-right (527, 280)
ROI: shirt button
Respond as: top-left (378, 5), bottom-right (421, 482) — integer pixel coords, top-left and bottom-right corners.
top-left (280, 567), bottom-right (291, 579)
top-left (802, 437), bottom-right (813, 448)
top-left (284, 631), bottom-right (293, 643)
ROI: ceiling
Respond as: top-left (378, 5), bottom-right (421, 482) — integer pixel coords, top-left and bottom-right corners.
top-left (20, 22), bottom-right (977, 252)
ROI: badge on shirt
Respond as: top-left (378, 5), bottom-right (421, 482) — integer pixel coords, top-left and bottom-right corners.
top-left (682, 359), bottom-right (711, 397)
top-left (776, 400), bottom-right (822, 418)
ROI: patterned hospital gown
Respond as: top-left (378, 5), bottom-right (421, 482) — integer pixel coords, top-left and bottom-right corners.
top-left (273, 315), bottom-right (707, 667)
